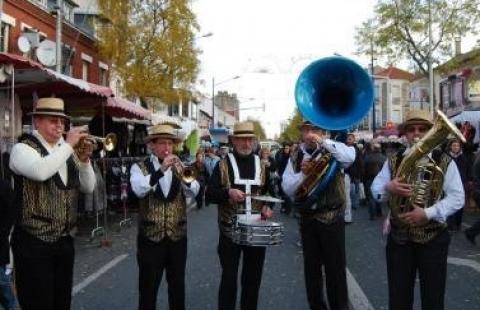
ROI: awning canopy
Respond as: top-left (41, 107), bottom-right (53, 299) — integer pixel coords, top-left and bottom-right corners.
top-left (0, 52), bottom-right (151, 120)
top-left (106, 97), bottom-right (151, 120)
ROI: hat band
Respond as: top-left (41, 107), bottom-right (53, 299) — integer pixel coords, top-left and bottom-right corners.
top-left (34, 108), bottom-right (66, 114)
top-left (234, 130), bottom-right (255, 135)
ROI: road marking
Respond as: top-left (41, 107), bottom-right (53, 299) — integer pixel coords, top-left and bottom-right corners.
top-left (72, 254), bottom-right (129, 296)
top-left (447, 256), bottom-right (480, 273)
top-left (347, 268), bottom-right (375, 310)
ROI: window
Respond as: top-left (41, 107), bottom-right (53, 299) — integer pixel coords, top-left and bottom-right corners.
top-left (392, 85), bottom-right (401, 98)
top-left (82, 61), bottom-right (89, 81)
top-left (62, 45), bottom-right (74, 75)
top-left (0, 23), bottom-right (9, 52)
top-left (168, 104), bottom-right (179, 116)
top-left (63, 2), bottom-right (74, 23)
top-left (99, 68), bottom-right (108, 86)
top-left (36, 0), bottom-right (48, 7)
top-left (191, 104), bottom-right (197, 120)
top-left (182, 101), bottom-right (189, 118)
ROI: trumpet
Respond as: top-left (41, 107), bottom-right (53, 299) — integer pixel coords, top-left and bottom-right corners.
top-left (85, 133), bottom-right (118, 152)
top-left (164, 152), bottom-right (198, 184)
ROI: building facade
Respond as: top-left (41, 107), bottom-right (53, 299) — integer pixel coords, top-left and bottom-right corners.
top-left (1, 0), bottom-right (109, 85)
top-left (359, 67), bottom-right (414, 131)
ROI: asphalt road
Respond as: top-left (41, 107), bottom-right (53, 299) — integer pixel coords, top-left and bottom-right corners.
top-left (70, 204), bottom-right (480, 310)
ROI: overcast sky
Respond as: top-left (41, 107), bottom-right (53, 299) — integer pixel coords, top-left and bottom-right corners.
top-left (192, 0), bottom-right (475, 138)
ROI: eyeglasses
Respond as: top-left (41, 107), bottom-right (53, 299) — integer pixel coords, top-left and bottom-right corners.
top-left (406, 125), bottom-right (429, 133)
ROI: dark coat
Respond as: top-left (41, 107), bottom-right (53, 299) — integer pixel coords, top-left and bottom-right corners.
top-left (0, 179), bottom-right (15, 265)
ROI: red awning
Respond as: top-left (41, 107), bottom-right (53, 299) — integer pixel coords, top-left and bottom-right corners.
top-left (0, 52), bottom-right (150, 120)
top-left (0, 53), bottom-right (112, 98)
top-left (106, 97), bottom-right (151, 120)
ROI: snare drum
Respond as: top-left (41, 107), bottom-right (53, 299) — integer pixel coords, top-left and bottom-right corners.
top-left (231, 215), bottom-right (284, 246)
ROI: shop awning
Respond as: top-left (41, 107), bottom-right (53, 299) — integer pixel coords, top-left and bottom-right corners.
top-left (0, 52), bottom-right (150, 120)
top-left (106, 97), bottom-right (151, 120)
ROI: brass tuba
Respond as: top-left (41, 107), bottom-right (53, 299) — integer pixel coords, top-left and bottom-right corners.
top-left (294, 56), bottom-right (374, 201)
top-left (389, 110), bottom-right (466, 219)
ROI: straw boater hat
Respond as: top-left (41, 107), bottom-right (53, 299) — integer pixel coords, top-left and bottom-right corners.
top-left (403, 110), bottom-right (433, 128)
top-left (28, 98), bottom-right (70, 119)
top-left (298, 119), bottom-right (320, 130)
top-left (231, 121), bottom-right (256, 138)
top-left (144, 124), bottom-right (182, 143)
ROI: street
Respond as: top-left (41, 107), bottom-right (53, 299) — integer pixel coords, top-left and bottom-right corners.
top-left (71, 205), bottom-right (480, 310)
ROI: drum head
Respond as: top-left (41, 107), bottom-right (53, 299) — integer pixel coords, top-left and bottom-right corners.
top-left (251, 195), bottom-right (284, 203)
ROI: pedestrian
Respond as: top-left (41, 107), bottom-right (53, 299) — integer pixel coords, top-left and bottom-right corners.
top-left (9, 97), bottom-right (96, 310)
top-left (0, 179), bottom-right (16, 310)
top-left (130, 123), bottom-right (200, 310)
top-left (464, 150), bottom-right (480, 245)
top-left (275, 143), bottom-right (292, 214)
top-left (446, 139), bottom-right (470, 231)
top-left (204, 143), bottom-right (220, 177)
top-left (205, 121), bottom-right (274, 310)
top-left (282, 120), bottom-right (355, 310)
top-left (192, 150), bottom-right (208, 209)
top-left (363, 143), bottom-right (386, 220)
top-left (345, 133), bottom-right (364, 212)
top-left (371, 110), bottom-right (464, 310)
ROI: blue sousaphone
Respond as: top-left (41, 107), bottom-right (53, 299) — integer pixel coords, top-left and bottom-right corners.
top-left (294, 56), bottom-right (374, 208)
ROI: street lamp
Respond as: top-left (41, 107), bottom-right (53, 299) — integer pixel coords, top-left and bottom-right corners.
top-left (212, 75), bottom-right (240, 128)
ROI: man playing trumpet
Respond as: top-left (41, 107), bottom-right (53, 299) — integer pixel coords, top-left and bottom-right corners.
top-left (9, 97), bottom-right (96, 310)
top-left (130, 123), bottom-right (200, 310)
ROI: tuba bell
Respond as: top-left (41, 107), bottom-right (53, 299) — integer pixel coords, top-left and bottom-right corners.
top-left (294, 56), bottom-right (374, 202)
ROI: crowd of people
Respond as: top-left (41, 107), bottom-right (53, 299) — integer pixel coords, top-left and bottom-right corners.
top-left (1, 98), bottom-right (480, 310)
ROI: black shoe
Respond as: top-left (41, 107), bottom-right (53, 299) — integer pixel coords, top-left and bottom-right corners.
top-left (465, 231), bottom-right (476, 245)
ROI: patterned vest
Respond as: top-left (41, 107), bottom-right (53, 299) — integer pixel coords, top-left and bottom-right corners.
top-left (388, 150), bottom-right (451, 244)
top-left (291, 148), bottom-right (346, 224)
top-left (217, 154), bottom-right (267, 238)
top-left (137, 159), bottom-right (187, 242)
top-left (14, 134), bottom-right (79, 243)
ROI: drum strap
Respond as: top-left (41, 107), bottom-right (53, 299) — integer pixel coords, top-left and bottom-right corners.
top-left (228, 153), bottom-right (261, 216)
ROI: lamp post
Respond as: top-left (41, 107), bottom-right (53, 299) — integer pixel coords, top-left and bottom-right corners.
top-left (211, 75), bottom-right (240, 128)
top-left (428, 0), bottom-right (435, 119)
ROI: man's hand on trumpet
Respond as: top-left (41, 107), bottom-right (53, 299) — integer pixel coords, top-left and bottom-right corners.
top-left (160, 153), bottom-right (181, 172)
top-left (66, 126), bottom-right (89, 148)
top-left (66, 127), bottom-right (91, 163)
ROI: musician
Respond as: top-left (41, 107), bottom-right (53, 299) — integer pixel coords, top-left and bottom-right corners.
top-left (9, 97), bottom-right (95, 310)
top-left (205, 121), bottom-right (273, 310)
top-left (371, 110), bottom-right (464, 310)
top-left (130, 123), bottom-right (200, 310)
top-left (282, 120), bottom-right (355, 310)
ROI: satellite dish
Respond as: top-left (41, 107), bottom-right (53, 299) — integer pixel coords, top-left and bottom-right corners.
top-left (17, 36), bottom-right (32, 53)
top-left (36, 40), bottom-right (56, 67)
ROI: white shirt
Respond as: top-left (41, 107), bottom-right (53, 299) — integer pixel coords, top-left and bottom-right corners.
top-left (281, 139), bottom-right (356, 199)
top-left (371, 153), bottom-right (464, 223)
top-left (9, 130), bottom-right (95, 193)
top-left (130, 154), bottom-right (199, 199)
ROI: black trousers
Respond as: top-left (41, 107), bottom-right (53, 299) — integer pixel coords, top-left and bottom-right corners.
top-left (137, 235), bottom-right (187, 310)
top-left (386, 229), bottom-right (450, 310)
top-left (465, 218), bottom-right (480, 238)
top-left (11, 228), bottom-right (74, 310)
top-left (300, 218), bottom-right (348, 310)
top-left (217, 233), bottom-right (266, 310)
